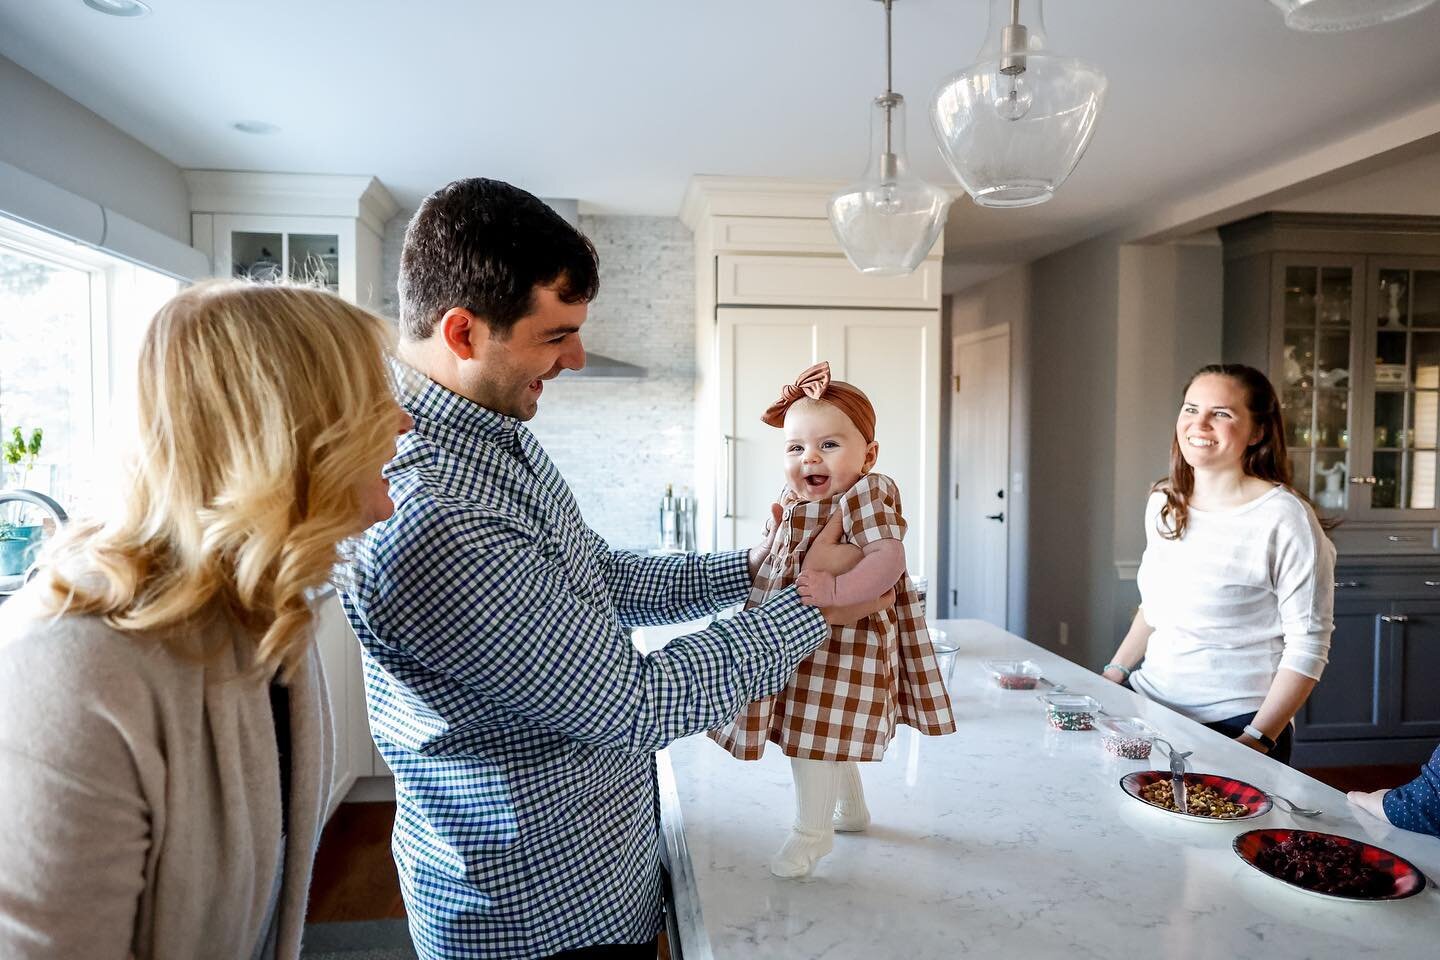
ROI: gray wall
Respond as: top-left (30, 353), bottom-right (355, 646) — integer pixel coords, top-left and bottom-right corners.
top-left (1013, 236), bottom-right (1223, 669)
top-left (0, 55), bottom-right (190, 244)
top-left (381, 211), bottom-right (696, 551)
top-left (1026, 238), bottom-right (1122, 667)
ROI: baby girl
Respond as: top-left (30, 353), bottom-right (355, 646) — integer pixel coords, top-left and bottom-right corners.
top-left (709, 360), bottom-right (956, 878)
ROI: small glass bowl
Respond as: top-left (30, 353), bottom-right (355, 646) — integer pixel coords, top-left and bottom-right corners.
top-left (1039, 692), bottom-right (1101, 731)
top-left (981, 658), bottom-right (1044, 690)
top-left (928, 628), bottom-right (959, 681)
top-left (1095, 715), bottom-right (1158, 759)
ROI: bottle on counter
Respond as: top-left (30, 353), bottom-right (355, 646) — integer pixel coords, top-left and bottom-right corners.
top-left (659, 484), bottom-right (679, 552)
top-left (678, 486), bottom-right (697, 552)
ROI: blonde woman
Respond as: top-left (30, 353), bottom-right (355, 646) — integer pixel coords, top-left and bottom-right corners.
top-left (0, 283), bottom-right (409, 959)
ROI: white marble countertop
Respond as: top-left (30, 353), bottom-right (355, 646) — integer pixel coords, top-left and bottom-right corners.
top-left (657, 619), bottom-right (1440, 959)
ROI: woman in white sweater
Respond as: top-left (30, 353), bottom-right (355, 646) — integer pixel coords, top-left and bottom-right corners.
top-left (1102, 364), bottom-right (1335, 765)
top-left (0, 283), bottom-right (409, 959)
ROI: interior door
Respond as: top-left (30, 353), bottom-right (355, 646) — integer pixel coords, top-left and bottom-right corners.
top-left (715, 307), bottom-right (940, 596)
top-left (949, 327), bottom-right (1010, 627)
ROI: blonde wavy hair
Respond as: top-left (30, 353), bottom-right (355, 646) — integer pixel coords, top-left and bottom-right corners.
top-left (40, 281), bottom-right (399, 675)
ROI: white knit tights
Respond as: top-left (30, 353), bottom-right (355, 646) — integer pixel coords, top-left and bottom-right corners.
top-left (770, 758), bottom-right (840, 878)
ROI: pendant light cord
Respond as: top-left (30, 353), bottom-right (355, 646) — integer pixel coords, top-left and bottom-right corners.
top-left (882, 0), bottom-right (894, 156)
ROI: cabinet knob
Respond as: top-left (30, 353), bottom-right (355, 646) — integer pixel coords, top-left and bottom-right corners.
top-left (1335, 580), bottom-right (1362, 588)
top-left (1380, 614), bottom-right (1411, 623)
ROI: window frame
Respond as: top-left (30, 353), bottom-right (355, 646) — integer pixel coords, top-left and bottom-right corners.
top-left (0, 215), bottom-right (177, 512)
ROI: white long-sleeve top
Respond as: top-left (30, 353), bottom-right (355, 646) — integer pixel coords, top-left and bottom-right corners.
top-left (1130, 486), bottom-right (1335, 724)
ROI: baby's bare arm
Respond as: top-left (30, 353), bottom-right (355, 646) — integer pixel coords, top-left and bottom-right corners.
top-left (796, 539), bottom-right (904, 608)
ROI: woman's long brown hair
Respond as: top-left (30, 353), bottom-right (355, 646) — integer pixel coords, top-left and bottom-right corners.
top-left (1155, 363), bottom-right (1331, 540)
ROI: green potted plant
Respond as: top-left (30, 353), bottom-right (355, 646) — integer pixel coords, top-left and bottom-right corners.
top-left (2, 426), bottom-right (43, 489)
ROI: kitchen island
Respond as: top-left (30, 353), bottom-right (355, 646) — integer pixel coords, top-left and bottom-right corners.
top-left (657, 619), bottom-right (1440, 959)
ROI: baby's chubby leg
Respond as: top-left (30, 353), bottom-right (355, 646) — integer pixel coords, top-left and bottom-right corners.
top-left (770, 758), bottom-right (840, 878)
top-left (834, 761), bottom-right (871, 832)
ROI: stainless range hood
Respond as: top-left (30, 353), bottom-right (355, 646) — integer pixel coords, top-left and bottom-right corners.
top-left (561, 352), bottom-right (646, 379)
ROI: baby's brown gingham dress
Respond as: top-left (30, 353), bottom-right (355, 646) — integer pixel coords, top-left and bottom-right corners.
top-left (709, 472), bottom-right (956, 762)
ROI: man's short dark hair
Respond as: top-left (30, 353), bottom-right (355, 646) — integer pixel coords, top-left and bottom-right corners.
top-left (398, 178), bottom-right (600, 340)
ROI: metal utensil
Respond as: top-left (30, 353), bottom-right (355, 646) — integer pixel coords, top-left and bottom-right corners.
top-left (1153, 737), bottom-right (1192, 813)
top-left (1267, 792), bottom-right (1323, 818)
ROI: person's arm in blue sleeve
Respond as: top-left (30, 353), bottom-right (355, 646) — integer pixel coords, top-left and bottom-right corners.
top-left (1348, 744), bottom-right (1440, 837)
top-left (350, 495), bottom-right (827, 755)
top-left (599, 544), bottom-right (752, 628)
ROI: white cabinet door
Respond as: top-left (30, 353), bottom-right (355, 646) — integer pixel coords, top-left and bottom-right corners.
top-left (312, 590), bottom-right (364, 818)
top-left (715, 307), bottom-right (940, 601)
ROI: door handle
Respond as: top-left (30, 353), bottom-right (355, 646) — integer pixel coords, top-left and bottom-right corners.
top-left (721, 435), bottom-right (736, 519)
top-left (985, 512), bottom-right (1005, 522)
top-left (1425, 581), bottom-right (1440, 588)
top-left (1334, 580), bottom-right (1362, 588)
top-left (1380, 614), bottom-right (1410, 623)
top-left (1349, 476), bottom-right (1379, 485)
top-left (1388, 535), bottom-right (1419, 543)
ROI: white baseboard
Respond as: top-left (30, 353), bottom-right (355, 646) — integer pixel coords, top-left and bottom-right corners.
top-left (344, 775), bottom-right (396, 803)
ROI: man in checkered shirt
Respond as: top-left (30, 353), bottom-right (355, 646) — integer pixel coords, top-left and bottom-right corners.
top-left (342, 179), bottom-right (881, 959)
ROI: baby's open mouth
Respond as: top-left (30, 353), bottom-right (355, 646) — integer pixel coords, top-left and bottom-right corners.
top-left (804, 474), bottom-right (829, 489)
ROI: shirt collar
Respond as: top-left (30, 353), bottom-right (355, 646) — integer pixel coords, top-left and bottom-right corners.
top-left (391, 357), bottom-right (522, 449)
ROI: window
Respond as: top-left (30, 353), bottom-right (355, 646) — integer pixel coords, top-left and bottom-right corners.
top-left (0, 218), bottom-right (179, 519)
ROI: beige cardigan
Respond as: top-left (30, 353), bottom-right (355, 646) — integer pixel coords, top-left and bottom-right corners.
top-left (0, 587), bottom-right (333, 960)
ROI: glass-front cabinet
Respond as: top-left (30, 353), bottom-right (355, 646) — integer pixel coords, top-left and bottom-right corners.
top-left (1224, 216), bottom-right (1440, 534)
top-left (1364, 258), bottom-right (1440, 518)
top-left (184, 171), bottom-right (398, 314)
top-left (1277, 256), bottom-right (1363, 517)
top-left (1224, 216), bottom-right (1440, 767)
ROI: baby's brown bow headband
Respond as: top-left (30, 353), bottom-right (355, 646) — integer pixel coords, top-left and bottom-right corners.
top-left (761, 361), bottom-right (876, 444)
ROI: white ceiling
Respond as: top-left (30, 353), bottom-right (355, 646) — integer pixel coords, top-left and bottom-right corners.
top-left (4, 0), bottom-right (1440, 277)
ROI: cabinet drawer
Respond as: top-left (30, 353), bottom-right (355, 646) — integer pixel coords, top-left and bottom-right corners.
top-left (1331, 525), bottom-right (1439, 556)
top-left (1333, 570), bottom-right (1440, 599)
top-left (715, 254), bottom-right (940, 308)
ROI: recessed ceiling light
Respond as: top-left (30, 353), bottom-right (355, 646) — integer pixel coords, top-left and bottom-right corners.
top-left (233, 121), bottom-right (281, 135)
top-left (82, 0), bottom-right (152, 17)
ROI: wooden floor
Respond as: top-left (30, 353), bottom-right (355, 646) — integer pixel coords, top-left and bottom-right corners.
top-left (308, 802), bottom-right (406, 922)
top-left (307, 764), bottom-right (1422, 927)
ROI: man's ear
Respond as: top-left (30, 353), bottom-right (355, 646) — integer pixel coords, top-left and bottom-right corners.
top-left (862, 440), bottom-right (879, 473)
top-left (438, 308), bottom-right (489, 361)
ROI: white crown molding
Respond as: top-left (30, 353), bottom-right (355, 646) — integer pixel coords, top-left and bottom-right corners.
top-left (679, 175), bottom-right (848, 230)
top-left (182, 170), bottom-right (400, 236)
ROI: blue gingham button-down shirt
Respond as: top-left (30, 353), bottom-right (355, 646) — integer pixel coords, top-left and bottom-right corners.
top-left (341, 366), bottom-right (828, 959)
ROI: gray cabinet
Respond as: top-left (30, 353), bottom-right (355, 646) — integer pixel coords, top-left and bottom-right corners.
top-left (1391, 600), bottom-right (1440, 741)
top-left (1294, 598), bottom-right (1385, 744)
top-left (1292, 571), bottom-right (1440, 765)
top-left (1223, 214), bottom-right (1440, 766)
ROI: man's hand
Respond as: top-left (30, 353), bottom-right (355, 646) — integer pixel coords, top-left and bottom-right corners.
top-left (800, 512), bottom-right (892, 625)
top-left (795, 570), bottom-right (837, 607)
top-left (801, 510), bottom-right (861, 576)
top-left (1347, 788), bottom-right (1392, 823)
top-left (747, 503), bottom-right (783, 582)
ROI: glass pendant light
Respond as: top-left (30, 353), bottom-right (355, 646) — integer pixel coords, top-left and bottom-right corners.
top-left (1270, 0), bottom-right (1438, 31)
top-left (829, 0), bottom-right (951, 277)
top-left (930, 0), bottom-right (1106, 208)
